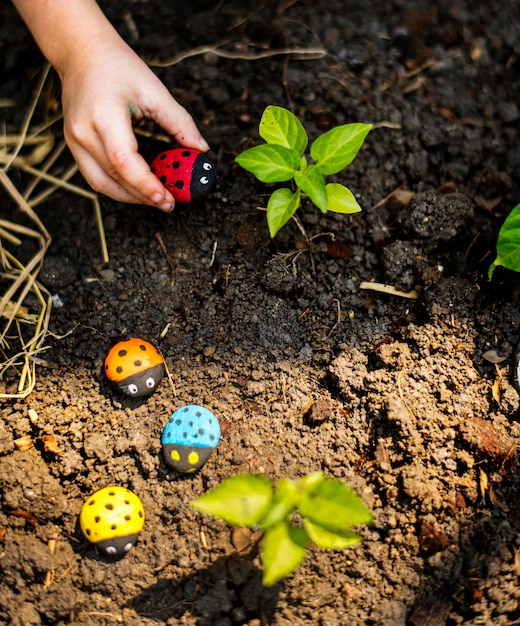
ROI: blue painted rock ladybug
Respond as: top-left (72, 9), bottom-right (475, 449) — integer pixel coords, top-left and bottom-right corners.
top-left (161, 405), bottom-right (221, 473)
top-left (104, 338), bottom-right (165, 398)
top-left (150, 148), bottom-right (217, 203)
top-left (79, 486), bottom-right (145, 556)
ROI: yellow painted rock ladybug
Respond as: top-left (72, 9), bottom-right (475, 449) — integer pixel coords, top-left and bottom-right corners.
top-left (104, 338), bottom-right (165, 397)
top-left (79, 486), bottom-right (145, 556)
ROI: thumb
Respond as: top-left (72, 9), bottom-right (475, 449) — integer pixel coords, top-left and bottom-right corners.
top-left (155, 97), bottom-right (210, 152)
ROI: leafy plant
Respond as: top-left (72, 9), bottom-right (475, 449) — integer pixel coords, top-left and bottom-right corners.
top-left (489, 202), bottom-right (520, 278)
top-left (235, 105), bottom-right (372, 237)
top-left (191, 471), bottom-right (373, 586)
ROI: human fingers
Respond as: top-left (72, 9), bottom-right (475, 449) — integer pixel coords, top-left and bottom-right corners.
top-left (67, 110), bottom-right (175, 210)
top-left (71, 140), bottom-right (174, 210)
top-left (151, 92), bottom-right (210, 152)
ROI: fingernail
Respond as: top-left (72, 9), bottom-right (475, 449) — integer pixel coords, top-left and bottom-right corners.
top-left (160, 201), bottom-right (174, 212)
top-left (151, 192), bottom-right (165, 204)
top-left (199, 138), bottom-right (210, 151)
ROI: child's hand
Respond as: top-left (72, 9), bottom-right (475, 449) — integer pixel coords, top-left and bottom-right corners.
top-left (60, 40), bottom-right (209, 211)
top-left (13, 0), bottom-right (209, 211)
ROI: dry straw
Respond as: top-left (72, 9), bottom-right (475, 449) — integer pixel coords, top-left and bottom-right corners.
top-left (0, 65), bottom-right (107, 399)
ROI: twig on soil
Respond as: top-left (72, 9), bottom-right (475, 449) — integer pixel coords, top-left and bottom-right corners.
top-left (465, 231), bottom-right (481, 260)
top-left (162, 354), bottom-right (176, 397)
top-left (159, 322), bottom-right (171, 340)
top-left (276, 230), bottom-right (337, 277)
top-left (359, 281), bottom-right (419, 300)
top-left (325, 298), bottom-right (342, 338)
top-left (225, 5), bottom-right (264, 33)
top-left (209, 241), bottom-right (218, 267)
top-left (43, 564), bottom-right (55, 588)
top-left (317, 72), bottom-right (355, 95)
top-left (277, 0), bottom-right (301, 13)
top-left (370, 181), bottom-right (411, 211)
top-left (148, 42), bottom-right (327, 68)
top-left (155, 232), bottom-right (176, 285)
top-left (404, 57), bottom-right (438, 79)
top-left (282, 55), bottom-right (293, 111)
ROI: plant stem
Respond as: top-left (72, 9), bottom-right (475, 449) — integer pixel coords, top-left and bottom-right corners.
top-left (292, 213), bottom-right (316, 276)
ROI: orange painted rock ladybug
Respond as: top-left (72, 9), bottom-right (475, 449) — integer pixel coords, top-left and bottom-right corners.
top-left (104, 338), bottom-right (165, 398)
top-left (150, 148), bottom-right (217, 203)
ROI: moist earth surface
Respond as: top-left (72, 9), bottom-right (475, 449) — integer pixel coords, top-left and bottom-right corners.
top-left (1, 1), bottom-right (520, 625)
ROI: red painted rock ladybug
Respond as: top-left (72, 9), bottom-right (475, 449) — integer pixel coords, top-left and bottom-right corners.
top-left (150, 148), bottom-right (217, 203)
top-left (104, 338), bottom-right (165, 398)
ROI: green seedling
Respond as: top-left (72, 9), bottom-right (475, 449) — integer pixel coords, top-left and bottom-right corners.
top-left (235, 105), bottom-right (372, 237)
top-left (191, 471), bottom-right (373, 586)
top-left (489, 202), bottom-right (520, 278)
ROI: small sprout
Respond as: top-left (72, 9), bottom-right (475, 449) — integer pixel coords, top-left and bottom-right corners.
top-left (191, 471), bottom-right (373, 586)
top-left (489, 202), bottom-right (520, 278)
top-left (235, 105), bottom-right (372, 237)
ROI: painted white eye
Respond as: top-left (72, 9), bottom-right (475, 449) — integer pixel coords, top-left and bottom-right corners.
top-left (145, 377), bottom-right (155, 389)
top-left (200, 176), bottom-right (209, 185)
top-left (127, 383), bottom-right (139, 395)
top-left (202, 162), bottom-right (212, 170)
top-left (105, 545), bottom-right (117, 555)
top-left (124, 542), bottom-right (133, 552)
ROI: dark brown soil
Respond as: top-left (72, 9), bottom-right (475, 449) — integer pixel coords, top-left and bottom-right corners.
top-left (1, 1), bottom-right (520, 624)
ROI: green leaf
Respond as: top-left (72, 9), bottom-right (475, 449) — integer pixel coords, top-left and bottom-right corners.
top-left (259, 105), bottom-right (308, 154)
top-left (267, 188), bottom-right (301, 238)
top-left (326, 183), bottom-right (363, 214)
top-left (303, 518), bottom-right (363, 549)
top-left (260, 478), bottom-right (300, 529)
top-left (191, 474), bottom-right (273, 527)
top-left (262, 521), bottom-right (309, 586)
top-left (489, 202), bottom-right (520, 278)
top-left (296, 471), bottom-right (325, 492)
top-left (311, 123), bottom-right (372, 176)
top-left (294, 164), bottom-right (327, 213)
top-left (235, 144), bottom-right (300, 183)
top-left (299, 476), bottom-right (373, 532)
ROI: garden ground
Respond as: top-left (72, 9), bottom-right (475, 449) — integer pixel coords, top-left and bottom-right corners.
top-left (1, 1), bottom-right (520, 624)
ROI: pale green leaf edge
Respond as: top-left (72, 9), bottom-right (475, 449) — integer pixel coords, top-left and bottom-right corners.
top-left (261, 522), bottom-right (308, 586)
top-left (259, 105), bottom-right (308, 154)
top-left (489, 202), bottom-right (520, 278)
top-left (267, 188), bottom-right (301, 238)
top-left (191, 474), bottom-right (273, 527)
